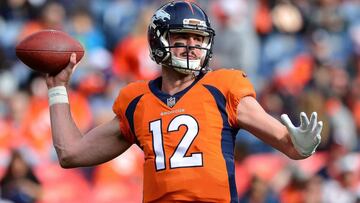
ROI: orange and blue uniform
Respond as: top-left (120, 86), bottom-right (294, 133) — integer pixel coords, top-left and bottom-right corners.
top-left (113, 69), bottom-right (256, 203)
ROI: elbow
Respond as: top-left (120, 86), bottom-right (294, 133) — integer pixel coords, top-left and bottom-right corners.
top-left (58, 157), bottom-right (76, 168)
top-left (54, 147), bottom-right (78, 168)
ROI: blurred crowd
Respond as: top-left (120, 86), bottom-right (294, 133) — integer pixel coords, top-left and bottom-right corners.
top-left (0, 0), bottom-right (360, 202)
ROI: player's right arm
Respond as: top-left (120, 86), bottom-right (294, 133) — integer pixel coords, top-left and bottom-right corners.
top-left (46, 53), bottom-right (132, 168)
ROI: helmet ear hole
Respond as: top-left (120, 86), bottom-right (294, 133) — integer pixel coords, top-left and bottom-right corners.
top-left (155, 49), bottom-right (164, 57)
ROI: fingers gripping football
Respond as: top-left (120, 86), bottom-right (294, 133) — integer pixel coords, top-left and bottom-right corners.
top-left (281, 112), bottom-right (323, 157)
top-left (45, 53), bottom-right (78, 88)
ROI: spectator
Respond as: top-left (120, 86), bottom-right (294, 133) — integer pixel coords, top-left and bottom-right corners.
top-left (322, 153), bottom-right (360, 203)
top-left (17, 1), bottom-right (66, 41)
top-left (211, 0), bottom-right (261, 87)
top-left (112, 6), bottom-right (160, 82)
top-left (240, 175), bottom-right (279, 203)
top-left (0, 150), bottom-right (42, 203)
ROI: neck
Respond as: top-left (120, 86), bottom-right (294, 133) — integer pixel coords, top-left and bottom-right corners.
top-left (161, 66), bottom-right (196, 95)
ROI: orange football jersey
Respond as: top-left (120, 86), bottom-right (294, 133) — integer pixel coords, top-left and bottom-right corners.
top-left (113, 69), bottom-right (256, 203)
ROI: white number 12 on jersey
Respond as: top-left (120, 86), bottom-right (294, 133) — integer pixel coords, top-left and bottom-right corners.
top-left (149, 115), bottom-right (203, 170)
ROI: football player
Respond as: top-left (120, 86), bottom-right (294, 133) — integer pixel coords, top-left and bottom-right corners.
top-left (45, 1), bottom-right (322, 202)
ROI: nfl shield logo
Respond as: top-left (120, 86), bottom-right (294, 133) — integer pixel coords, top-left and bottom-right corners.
top-left (167, 97), bottom-right (176, 107)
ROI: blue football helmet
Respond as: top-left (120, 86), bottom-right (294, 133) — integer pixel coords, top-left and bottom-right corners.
top-left (148, 1), bottom-right (215, 74)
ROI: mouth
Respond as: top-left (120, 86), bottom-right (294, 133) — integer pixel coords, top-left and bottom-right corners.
top-left (180, 53), bottom-right (198, 60)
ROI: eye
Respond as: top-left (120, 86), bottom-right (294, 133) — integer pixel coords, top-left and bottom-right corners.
top-left (194, 37), bottom-right (203, 42)
top-left (174, 42), bottom-right (185, 46)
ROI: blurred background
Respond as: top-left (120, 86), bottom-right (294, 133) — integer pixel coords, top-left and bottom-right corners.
top-left (0, 0), bottom-right (360, 202)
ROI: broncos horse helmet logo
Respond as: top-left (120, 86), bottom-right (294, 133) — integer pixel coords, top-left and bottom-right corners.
top-left (152, 9), bottom-right (170, 22)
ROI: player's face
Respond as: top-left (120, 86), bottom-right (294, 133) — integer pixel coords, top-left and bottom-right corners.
top-left (168, 33), bottom-right (204, 60)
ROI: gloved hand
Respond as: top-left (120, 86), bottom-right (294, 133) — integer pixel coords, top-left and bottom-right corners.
top-left (281, 112), bottom-right (322, 157)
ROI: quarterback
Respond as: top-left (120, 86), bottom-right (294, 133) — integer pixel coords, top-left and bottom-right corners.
top-left (45, 1), bottom-right (322, 202)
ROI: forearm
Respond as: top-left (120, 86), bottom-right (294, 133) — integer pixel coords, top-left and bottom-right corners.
top-left (240, 110), bottom-right (304, 159)
top-left (49, 103), bottom-right (84, 165)
top-left (268, 124), bottom-right (305, 160)
top-left (45, 54), bottom-right (131, 168)
top-left (237, 97), bottom-right (306, 159)
top-left (273, 136), bottom-right (305, 160)
top-left (50, 102), bottom-right (131, 168)
top-left (259, 115), bottom-right (304, 159)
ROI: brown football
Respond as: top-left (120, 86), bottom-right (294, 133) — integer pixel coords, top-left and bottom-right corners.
top-left (15, 29), bottom-right (84, 75)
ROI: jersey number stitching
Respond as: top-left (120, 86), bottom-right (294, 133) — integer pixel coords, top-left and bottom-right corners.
top-left (149, 115), bottom-right (203, 171)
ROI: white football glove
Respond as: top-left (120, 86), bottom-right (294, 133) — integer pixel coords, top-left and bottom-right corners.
top-left (281, 112), bottom-right (323, 157)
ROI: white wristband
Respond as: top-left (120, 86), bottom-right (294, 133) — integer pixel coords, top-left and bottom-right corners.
top-left (48, 86), bottom-right (69, 106)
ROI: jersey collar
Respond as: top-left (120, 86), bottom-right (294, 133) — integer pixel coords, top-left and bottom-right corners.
top-left (148, 74), bottom-right (204, 108)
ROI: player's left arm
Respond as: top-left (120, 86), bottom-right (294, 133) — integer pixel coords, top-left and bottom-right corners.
top-left (236, 96), bottom-right (322, 159)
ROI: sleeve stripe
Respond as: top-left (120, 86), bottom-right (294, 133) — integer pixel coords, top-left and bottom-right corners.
top-left (125, 94), bottom-right (144, 146)
top-left (203, 84), bottom-right (238, 202)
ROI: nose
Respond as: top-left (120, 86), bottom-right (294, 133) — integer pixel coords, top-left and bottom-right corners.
top-left (187, 37), bottom-right (198, 49)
